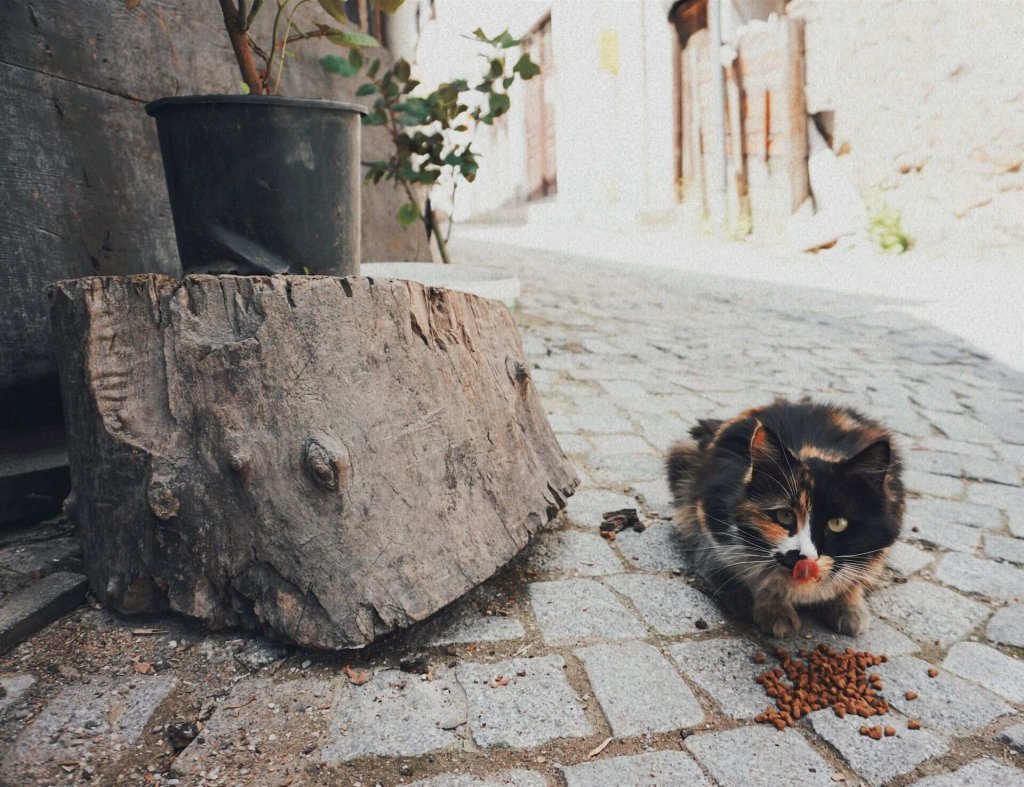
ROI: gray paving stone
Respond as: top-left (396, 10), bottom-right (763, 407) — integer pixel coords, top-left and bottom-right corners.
top-left (589, 433), bottom-right (655, 454)
top-left (876, 655), bottom-right (1013, 734)
top-left (904, 496), bottom-right (1003, 531)
top-left (0, 674), bottom-right (34, 714)
top-left (943, 642), bottom-right (1024, 703)
top-left (576, 641), bottom-right (703, 736)
top-left (768, 616), bottom-right (920, 656)
top-left (668, 638), bottom-right (768, 719)
top-left (870, 580), bottom-right (991, 645)
top-left (629, 479), bottom-right (674, 518)
top-left (967, 482), bottom-right (1024, 524)
top-left (564, 489), bottom-right (638, 528)
top-left (807, 709), bottom-right (947, 785)
top-left (886, 541), bottom-right (934, 576)
top-left (912, 757), bottom-right (1024, 786)
top-left (936, 552), bottom-right (1024, 602)
top-left (409, 770), bottom-right (547, 787)
top-left (960, 454), bottom-right (1024, 486)
top-left (984, 533), bottom-right (1024, 565)
top-left (528, 579), bottom-right (646, 646)
top-left (1, 674), bottom-right (176, 784)
top-left (988, 604), bottom-right (1024, 647)
top-left (177, 677), bottom-right (335, 774)
top-left (604, 573), bottom-right (724, 635)
top-left (614, 521), bottom-right (690, 572)
top-left (998, 723), bottom-right (1024, 753)
top-left (906, 518), bottom-right (982, 553)
top-left (685, 726), bottom-right (833, 787)
top-left (561, 750), bottom-right (710, 787)
top-left (456, 655), bottom-right (592, 748)
top-left (322, 669), bottom-right (466, 761)
top-left (588, 451), bottom-right (665, 486)
top-left (427, 612), bottom-right (526, 647)
top-left (0, 571), bottom-right (88, 656)
top-left (903, 470), bottom-right (965, 499)
top-left (526, 529), bottom-right (624, 577)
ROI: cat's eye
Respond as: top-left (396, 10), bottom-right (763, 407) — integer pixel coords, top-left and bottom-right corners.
top-left (773, 508), bottom-right (796, 527)
top-left (828, 517), bottom-right (849, 533)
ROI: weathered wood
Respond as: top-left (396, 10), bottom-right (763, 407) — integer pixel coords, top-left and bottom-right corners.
top-left (49, 275), bottom-right (577, 649)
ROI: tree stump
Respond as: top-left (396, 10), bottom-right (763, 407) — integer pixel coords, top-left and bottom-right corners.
top-left (49, 275), bottom-right (577, 649)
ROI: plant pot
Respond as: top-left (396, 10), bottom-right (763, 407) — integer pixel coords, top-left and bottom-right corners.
top-left (146, 96), bottom-right (365, 276)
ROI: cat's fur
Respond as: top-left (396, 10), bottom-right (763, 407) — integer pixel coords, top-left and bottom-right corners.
top-left (666, 399), bottom-right (904, 637)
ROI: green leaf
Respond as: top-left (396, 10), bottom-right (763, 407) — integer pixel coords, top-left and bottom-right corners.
top-left (367, 58), bottom-right (381, 78)
top-left (394, 59), bottom-right (411, 82)
top-left (348, 47), bottom-right (364, 69)
top-left (239, 81), bottom-right (251, 95)
top-left (513, 53), bottom-right (540, 80)
top-left (327, 28), bottom-right (380, 48)
top-left (471, 28), bottom-right (520, 48)
top-left (355, 83), bottom-right (379, 96)
top-left (503, 76), bottom-right (514, 89)
top-left (321, 54), bottom-right (359, 77)
top-left (397, 201), bottom-right (419, 227)
top-left (318, 0), bottom-right (350, 24)
top-left (488, 58), bottom-right (504, 78)
top-left (371, 0), bottom-right (405, 12)
top-left (488, 91), bottom-right (510, 116)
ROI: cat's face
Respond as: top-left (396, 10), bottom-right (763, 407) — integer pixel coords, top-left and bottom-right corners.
top-left (735, 423), bottom-right (899, 599)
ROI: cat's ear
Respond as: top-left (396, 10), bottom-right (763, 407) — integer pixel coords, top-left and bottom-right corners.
top-left (843, 440), bottom-right (891, 489)
top-left (749, 421), bottom-right (787, 464)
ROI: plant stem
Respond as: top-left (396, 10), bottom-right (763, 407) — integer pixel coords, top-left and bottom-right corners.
top-left (219, 0), bottom-right (264, 94)
top-left (273, 0), bottom-right (310, 95)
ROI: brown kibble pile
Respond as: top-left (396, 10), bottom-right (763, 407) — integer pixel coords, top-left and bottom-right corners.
top-left (754, 645), bottom-right (890, 731)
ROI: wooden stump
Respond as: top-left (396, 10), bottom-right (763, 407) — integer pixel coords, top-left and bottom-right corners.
top-left (49, 275), bottom-right (577, 649)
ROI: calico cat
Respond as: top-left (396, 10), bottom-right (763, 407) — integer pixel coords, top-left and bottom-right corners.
top-left (666, 399), bottom-right (903, 637)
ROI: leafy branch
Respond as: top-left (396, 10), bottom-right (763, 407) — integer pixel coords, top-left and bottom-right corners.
top-left (324, 28), bottom-right (540, 263)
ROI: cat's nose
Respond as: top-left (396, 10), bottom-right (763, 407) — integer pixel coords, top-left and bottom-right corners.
top-left (776, 550), bottom-right (802, 569)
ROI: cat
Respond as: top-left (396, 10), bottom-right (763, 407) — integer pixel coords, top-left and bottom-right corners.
top-left (666, 399), bottom-right (904, 638)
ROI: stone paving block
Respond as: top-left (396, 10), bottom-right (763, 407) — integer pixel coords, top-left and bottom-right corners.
top-left (960, 454), bottom-right (1023, 486)
top-left (575, 641), bottom-right (703, 737)
top-left (409, 770), bottom-right (547, 787)
top-left (589, 433), bottom-right (655, 454)
top-left (988, 604), bottom-right (1024, 648)
top-left (0, 570), bottom-right (88, 655)
top-left (561, 750), bottom-right (710, 787)
top-left (685, 726), bottom-right (833, 787)
top-left (936, 552), bottom-right (1024, 602)
top-left (322, 669), bottom-right (466, 761)
top-left (967, 482), bottom-right (1024, 525)
top-left (903, 470), bottom-right (965, 499)
top-left (588, 451), bottom-right (664, 486)
top-left (176, 677), bottom-right (335, 775)
top-left (427, 613), bottom-right (525, 647)
top-left (604, 573), bottom-right (724, 635)
top-left (564, 489), bottom-right (638, 528)
top-left (998, 723), bottom-right (1024, 753)
top-left (668, 638), bottom-right (768, 719)
top-left (0, 674), bottom-right (35, 714)
top-left (629, 479), bottom-right (673, 518)
top-left (528, 579), bottom-right (646, 646)
top-left (943, 641), bottom-right (1024, 703)
top-left (807, 709), bottom-right (947, 785)
top-left (876, 655), bottom-right (1013, 734)
top-left (912, 757), bottom-right (1024, 786)
top-left (614, 521), bottom-right (690, 572)
top-left (870, 580), bottom-right (991, 646)
top-left (906, 518), bottom-right (981, 553)
top-left (886, 541), bottom-right (934, 576)
top-left (904, 496), bottom-right (1003, 531)
top-left (984, 533), bottom-right (1024, 566)
top-left (526, 529), bottom-right (624, 577)
top-left (769, 616), bottom-right (920, 656)
top-left (456, 655), bottom-right (592, 748)
top-left (1, 674), bottom-right (176, 784)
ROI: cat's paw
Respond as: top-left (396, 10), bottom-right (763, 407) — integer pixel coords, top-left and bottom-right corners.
top-left (754, 604), bottom-right (801, 638)
top-left (827, 598), bottom-right (869, 637)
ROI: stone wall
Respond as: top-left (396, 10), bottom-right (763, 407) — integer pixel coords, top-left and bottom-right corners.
top-left (788, 0), bottom-right (1024, 260)
top-left (0, 0), bottom-right (429, 392)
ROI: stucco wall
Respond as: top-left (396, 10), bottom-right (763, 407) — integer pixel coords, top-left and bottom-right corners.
top-left (788, 0), bottom-right (1024, 260)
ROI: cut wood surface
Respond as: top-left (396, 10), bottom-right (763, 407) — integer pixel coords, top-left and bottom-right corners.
top-left (49, 275), bottom-right (577, 649)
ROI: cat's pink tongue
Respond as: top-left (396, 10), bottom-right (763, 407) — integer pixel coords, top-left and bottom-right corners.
top-left (792, 559), bottom-right (820, 582)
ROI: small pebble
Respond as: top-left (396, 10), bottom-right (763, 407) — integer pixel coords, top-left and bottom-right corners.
top-left (905, 691), bottom-right (918, 700)
top-left (908, 718), bottom-right (922, 730)
top-left (927, 668), bottom-right (939, 678)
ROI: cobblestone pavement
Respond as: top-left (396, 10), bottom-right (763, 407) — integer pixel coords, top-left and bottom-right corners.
top-left (2, 239), bottom-right (1024, 785)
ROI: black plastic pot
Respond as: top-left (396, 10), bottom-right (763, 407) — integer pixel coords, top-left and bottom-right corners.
top-left (146, 96), bottom-right (365, 276)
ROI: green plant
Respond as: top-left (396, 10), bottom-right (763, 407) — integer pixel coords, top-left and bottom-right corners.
top-left (867, 195), bottom-right (912, 254)
top-left (217, 0), bottom-right (404, 96)
top-left (324, 29), bottom-right (540, 263)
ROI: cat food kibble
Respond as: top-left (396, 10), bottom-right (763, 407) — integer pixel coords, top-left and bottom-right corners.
top-left (754, 645), bottom-right (898, 735)
top-left (927, 667), bottom-right (939, 678)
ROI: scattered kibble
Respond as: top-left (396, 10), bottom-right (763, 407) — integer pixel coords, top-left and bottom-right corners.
top-left (754, 645), bottom-right (889, 731)
top-left (905, 690), bottom-right (918, 701)
top-left (908, 718), bottom-right (922, 730)
top-left (927, 667), bottom-right (939, 678)
top-left (884, 725), bottom-right (896, 737)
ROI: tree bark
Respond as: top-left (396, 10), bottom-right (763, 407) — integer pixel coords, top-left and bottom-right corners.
top-left (49, 275), bottom-right (577, 649)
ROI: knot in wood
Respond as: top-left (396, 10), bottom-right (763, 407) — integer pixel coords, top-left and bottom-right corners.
top-left (303, 436), bottom-right (348, 491)
top-left (147, 479), bottom-right (179, 521)
top-left (505, 355), bottom-right (530, 385)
